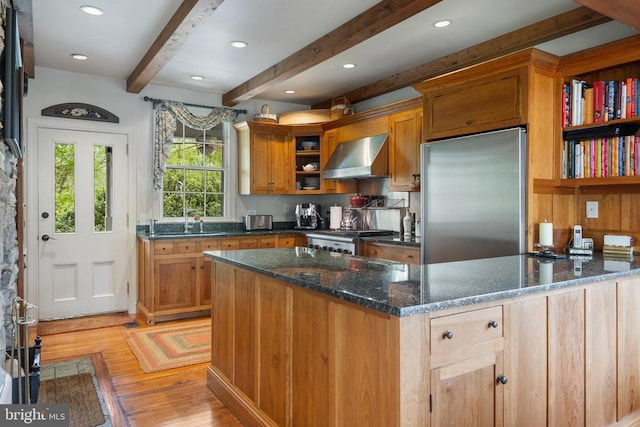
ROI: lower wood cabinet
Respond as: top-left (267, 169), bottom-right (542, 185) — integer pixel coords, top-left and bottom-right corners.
top-left (137, 233), bottom-right (301, 324)
top-left (207, 259), bottom-right (640, 427)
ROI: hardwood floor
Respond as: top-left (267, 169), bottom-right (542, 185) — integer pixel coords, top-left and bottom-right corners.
top-left (37, 315), bottom-right (243, 427)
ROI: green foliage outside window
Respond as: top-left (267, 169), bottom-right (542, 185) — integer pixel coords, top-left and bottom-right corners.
top-left (163, 121), bottom-right (225, 218)
top-left (54, 143), bottom-right (76, 233)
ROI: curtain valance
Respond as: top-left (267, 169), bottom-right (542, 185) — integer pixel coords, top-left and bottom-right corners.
top-left (148, 98), bottom-right (245, 191)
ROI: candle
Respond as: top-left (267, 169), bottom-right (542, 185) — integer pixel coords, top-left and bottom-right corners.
top-left (539, 222), bottom-right (553, 247)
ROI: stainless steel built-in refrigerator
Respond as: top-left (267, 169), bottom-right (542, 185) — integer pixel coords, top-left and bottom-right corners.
top-left (420, 127), bottom-right (526, 264)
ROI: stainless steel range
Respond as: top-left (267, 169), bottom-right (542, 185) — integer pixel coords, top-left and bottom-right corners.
top-left (306, 229), bottom-right (395, 256)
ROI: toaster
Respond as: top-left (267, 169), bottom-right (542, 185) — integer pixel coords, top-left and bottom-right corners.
top-left (244, 214), bottom-right (273, 231)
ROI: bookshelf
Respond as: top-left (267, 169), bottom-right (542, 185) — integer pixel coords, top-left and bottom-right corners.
top-left (557, 35), bottom-right (640, 187)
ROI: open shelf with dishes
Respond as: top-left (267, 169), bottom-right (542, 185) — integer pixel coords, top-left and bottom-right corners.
top-left (294, 134), bottom-right (322, 192)
top-left (557, 37), bottom-right (640, 187)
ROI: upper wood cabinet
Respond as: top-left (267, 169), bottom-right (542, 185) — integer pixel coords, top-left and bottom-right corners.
top-left (388, 108), bottom-right (422, 191)
top-left (414, 49), bottom-right (558, 142)
top-left (235, 121), bottom-right (292, 194)
top-left (421, 67), bottom-right (526, 140)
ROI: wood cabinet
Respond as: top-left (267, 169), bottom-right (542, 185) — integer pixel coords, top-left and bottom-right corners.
top-left (429, 306), bottom-right (505, 426)
top-left (556, 35), bottom-right (640, 187)
top-left (137, 234), bottom-right (301, 324)
top-left (362, 241), bottom-right (419, 264)
top-left (138, 238), bottom-right (215, 325)
top-left (421, 67), bottom-right (527, 141)
top-left (208, 260), bottom-right (430, 427)
top-left (235, 121), bottom-right (292, 194)
top-left (388, 108), bottom-right (422, 191)
top-left (207, 259), bottom-right (640, 427)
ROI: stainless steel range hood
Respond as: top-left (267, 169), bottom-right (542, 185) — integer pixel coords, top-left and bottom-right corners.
top-left (322, 134), bottom-right (388, 179)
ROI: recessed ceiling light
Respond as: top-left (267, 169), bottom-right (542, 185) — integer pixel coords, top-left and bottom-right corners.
top-left (285, 90), bottom-right (296, 94)
top-left (190, 75), bottom-right (205, 81)
top-left (433, 19), bottom-right (452, 28)
top-left (71, 53), bottom-right (88, 61)
top-left (342, 63), bottom-right (356, 69)
top-left (80, 5), bottom-right (104, 16)
top-left (230, 41), bottom-right (248, 48)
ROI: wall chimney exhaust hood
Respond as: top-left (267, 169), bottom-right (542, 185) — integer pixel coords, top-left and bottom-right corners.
top-left (322, 134), bottom-right (388, 179)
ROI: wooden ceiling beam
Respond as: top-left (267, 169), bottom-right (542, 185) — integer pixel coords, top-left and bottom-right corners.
top-left (575, 0), bottom-right (640, 30)
top-left (222, 0), bottom-right (443, 107)
top-left (126, 0), bottom-right (224, 94)
top-left (312, 6), bottom-right (611, 108)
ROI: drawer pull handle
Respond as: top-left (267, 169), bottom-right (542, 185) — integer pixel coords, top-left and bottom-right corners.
top-left (488, 320), bottom-right (499, 328)
top-left (496, 374), bottom-right (508, 385)
top-left (442, 330), bottom-right (454, 340)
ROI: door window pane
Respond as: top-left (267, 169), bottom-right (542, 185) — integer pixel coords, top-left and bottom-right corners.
top-left (54, 143), bottom-right (76, 233)
top-left (94, 145), bottom-right (113, 232)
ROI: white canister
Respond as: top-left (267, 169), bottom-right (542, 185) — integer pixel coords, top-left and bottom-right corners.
top-left (329, 205), bottom-right (343, 230)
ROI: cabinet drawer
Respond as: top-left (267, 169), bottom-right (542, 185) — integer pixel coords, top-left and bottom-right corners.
top-left (364, 243), bottom-right (420, 264)
top-left (153, 241), bottom-right (174, 255)
top-left (220, 239), bottom-right (240, 250)
top-left (200, 239), bottom-right (221, 251)
top-left (176, 241), bottom-right (197, 254)
top-left (240, 238), bottom-right (260, 249)
top-left (260, 237), bottom-right (277, 248)
top-left (430, 306), bottom-right (503, 354)
top-left (277, 235), bottom-right (297, 248)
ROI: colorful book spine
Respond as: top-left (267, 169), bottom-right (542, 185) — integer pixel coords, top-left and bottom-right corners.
top-left (584, 87), bottom-right (594, 124)
top-left (562, 83), bottom-right (570, 127)
top-left (606, 81), bottom-right (616, 121)
top-left (593, 80), bottom-right (605, 123)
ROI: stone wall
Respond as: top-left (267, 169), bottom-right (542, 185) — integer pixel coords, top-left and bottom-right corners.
top-left (0, 0), bottom-right (20, 352)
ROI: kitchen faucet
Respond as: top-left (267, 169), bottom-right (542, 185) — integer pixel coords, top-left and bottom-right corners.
top-left (184, 208), bottom-right (200, 233)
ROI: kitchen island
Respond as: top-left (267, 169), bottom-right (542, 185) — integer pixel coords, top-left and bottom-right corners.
top-left (205, 248), bottom-right (640, 426)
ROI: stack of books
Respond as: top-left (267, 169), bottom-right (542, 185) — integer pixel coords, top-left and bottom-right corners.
top-left (602, 235), bottom-right (634, 261)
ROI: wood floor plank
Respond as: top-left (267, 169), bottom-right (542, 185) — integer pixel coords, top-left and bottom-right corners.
top-left (38, 315), bottom-right (241, 427)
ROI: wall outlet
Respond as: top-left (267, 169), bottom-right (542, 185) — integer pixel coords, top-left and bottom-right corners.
top-left (283, 203), bottom-right (290, 214)
top-left (586, 201), bottom-right (598, 219)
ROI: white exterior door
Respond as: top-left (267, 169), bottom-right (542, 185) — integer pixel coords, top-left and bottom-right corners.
top-left (37, 128), bottom-right (129, 319)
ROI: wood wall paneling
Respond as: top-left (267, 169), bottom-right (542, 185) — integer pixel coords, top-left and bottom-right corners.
top-left (548, 290), bottom-right (585, 426)
top-left (617, 277), bottom-right (640, 420)
top-left (212, 262), bottom-right (235, 382)
top-left (334, 305), bottom-right (395, 426)
top-left (234, 269), bottom-right (258, 401)
top-left (291, 289), bottom-right (331, 426)
top-left (504, 297), bottom-right (547, 426)
top-left (585, 281), bottom-right (617, 427)
top-left (257, 276), bottom-right (290, 426)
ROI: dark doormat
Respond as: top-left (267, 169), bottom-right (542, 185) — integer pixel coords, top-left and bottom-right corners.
top-left (39, 372), bottom-right (105, 427)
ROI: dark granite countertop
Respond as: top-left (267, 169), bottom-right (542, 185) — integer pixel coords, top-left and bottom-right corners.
top-left (360, 234), bottom-right (421, 247)
top-left (139, 229), bottom-right (299, 240)
top-left (204, 248), bottom-right (640, 317)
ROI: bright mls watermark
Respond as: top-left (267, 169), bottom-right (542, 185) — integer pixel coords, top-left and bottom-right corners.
top-left (0, 405), bottom-right (69, 426)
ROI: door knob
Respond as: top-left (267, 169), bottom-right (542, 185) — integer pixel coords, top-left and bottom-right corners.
top-left (41, 234), bottom-right (55, 241)
top-left (41, 212), bottom-right (49, 219)
top-left (442, 330), bottom-right (454, 339)
top-left (496, 374), bottom-right (508, 385)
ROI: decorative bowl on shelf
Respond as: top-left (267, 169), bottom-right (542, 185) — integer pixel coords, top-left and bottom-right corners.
top-left (301, 141), bottom-right (319, 151)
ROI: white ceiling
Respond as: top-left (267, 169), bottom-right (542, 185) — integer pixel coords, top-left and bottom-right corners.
top-left (31, 0), bottom-right (638, 106)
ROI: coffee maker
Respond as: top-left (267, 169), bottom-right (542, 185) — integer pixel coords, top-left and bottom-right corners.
top-left (295, 203), bottom-right (320, 229)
